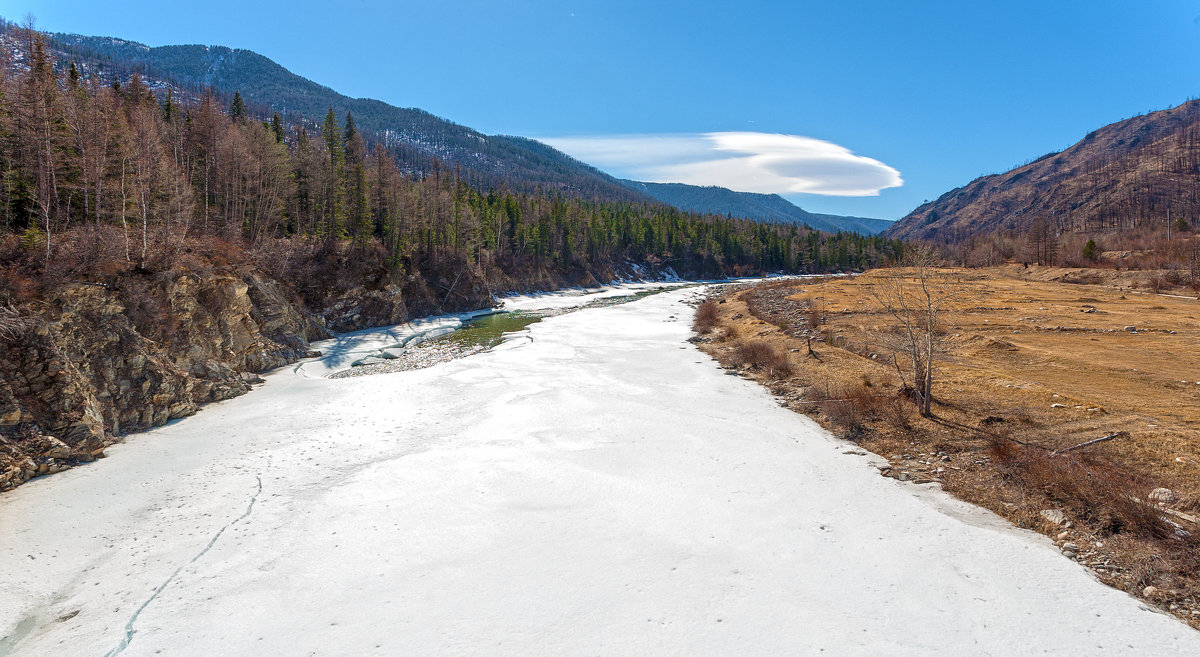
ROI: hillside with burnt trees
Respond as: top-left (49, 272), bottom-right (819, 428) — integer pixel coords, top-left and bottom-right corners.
top-left (886, 97), bottom-right (1200, 266)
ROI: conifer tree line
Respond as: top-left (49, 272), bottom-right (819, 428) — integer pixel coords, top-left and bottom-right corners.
top-left (0, 28), bottom-right (900, 295)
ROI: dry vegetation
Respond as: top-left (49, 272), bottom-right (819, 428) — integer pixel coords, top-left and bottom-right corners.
top-left (692, 266), bottom-right (1200, 628)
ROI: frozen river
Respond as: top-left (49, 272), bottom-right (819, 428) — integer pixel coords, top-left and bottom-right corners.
top-left (1, 284), bottom-right (1198, 656)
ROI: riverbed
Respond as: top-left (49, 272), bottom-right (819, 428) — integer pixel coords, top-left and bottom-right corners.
top-left (1, 284), bottom-right (1197, 656)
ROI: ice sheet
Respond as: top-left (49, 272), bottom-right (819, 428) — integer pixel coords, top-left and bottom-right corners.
top-left (0, 286), bottom-right (1196, 656)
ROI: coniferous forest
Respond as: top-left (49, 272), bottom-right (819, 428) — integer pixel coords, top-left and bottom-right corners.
top-left (0, 27), bottom-right (900, 315)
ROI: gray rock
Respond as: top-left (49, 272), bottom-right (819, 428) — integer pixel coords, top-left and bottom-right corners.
top-left (1040, 509), bottom-right (1066, 525)
top-left (1148, 488), bottom-right (1176, 504)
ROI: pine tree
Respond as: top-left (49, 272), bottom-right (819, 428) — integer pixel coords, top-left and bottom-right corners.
top-left (343, 112), bottom-right (371, 242)
top-left (162, 88), bottom-right (176, 122)
top-left (229, 91), bottom-right (246, 121)
top-left (270, 112), bottom-right (284, 144)
top-left (320, 107), bottom-right (346, 238)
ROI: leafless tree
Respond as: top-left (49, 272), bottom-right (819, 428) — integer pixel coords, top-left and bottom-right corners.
top-left (870, 245), bottom-right (958, 417)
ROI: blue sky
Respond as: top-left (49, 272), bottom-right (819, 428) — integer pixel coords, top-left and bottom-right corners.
top-left (6, 0), bottom-right (1200, 219)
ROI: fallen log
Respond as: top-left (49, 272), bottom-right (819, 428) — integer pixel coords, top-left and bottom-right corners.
top-left (1050, 431), bottom-right (1128, 457)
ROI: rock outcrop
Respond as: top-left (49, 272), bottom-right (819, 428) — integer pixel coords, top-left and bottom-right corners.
top-left (0, 257), bottom-right (680, 493)
top-left (0, 267), bottom-right (332, 491)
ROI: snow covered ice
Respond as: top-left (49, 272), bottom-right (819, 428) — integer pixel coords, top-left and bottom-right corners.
top-left (1, 285), bottom-right (1198, 656)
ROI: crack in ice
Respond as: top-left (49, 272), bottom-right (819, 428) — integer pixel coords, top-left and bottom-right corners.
top-left (103, 475), bottom-right (263, 657)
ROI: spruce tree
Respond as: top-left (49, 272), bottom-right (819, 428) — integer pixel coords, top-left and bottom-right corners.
top-left (229, 91), bottom-right (246, 120)
top-left (321, 107), bottom-right (346, 238)
top-left (270, 112), bottom-right (284, 143)
top-left (162, 88), bottom-right (176, 122)
top-left (343, 112), bottom-right (371, 241)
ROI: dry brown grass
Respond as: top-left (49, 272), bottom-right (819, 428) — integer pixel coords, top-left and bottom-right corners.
top-left (695, 265), bottom-right (1200, 627)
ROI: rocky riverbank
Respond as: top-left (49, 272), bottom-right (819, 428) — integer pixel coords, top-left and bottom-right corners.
top-left (0, 258), bottom-right (678, 493)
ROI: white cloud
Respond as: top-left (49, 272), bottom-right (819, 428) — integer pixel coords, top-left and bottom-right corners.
top-left (540, 132), bottom-right (902, 197)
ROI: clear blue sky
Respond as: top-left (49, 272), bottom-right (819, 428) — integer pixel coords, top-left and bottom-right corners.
top-left (6, 0), bottom-right (1200, 219)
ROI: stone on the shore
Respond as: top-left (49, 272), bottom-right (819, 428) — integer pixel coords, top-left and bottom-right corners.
top-left (1148, 488), bottom-right (1176, 504)
top-left (1040, 509), bottom-right (1066, 525)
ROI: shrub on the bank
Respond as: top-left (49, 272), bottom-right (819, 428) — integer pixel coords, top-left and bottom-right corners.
top-left (694, 300), bottom-right (720, 333)
top-left (729, 339), bottom-right (793, 379)
top-left (989, 439), bottom-right (1189, 544)
top-left (818, 384), bottom-right (876, 439)
top-left (817, 383), bottom-right (912, 439)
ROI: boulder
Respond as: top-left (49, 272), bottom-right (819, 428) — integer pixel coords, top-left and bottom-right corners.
top-left (1148, 488), bottom-right (1176, 505)
top-left (1040, 509), bottom-right (1067, 525)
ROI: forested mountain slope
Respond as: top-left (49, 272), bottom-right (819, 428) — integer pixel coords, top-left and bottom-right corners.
top-left (886, 98), bottom-right (1200, 244)
top-left (36, 25), bottom-right (651, 203)
top-left (621, 180), bottom-right (893, 235)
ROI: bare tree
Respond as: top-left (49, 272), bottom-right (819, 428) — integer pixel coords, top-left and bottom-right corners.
top-left (871, 245), bottom-right (958, 417)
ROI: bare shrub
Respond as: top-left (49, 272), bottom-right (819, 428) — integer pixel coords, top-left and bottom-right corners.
top-left (0, 305), bottom-right (30, 340)
top-left (817, 384), bottom-right (911, 439)
top-left (802, 295), bottom-right (824, 330)
top-left (728, 339), bottom-right (793, 379)
top-left (1144, 272), bottom-right (1168, 294)
top-left (693, 300), bottom-right (720, 333)
top-left (989, 439), bottom-right (1186, 541)
top-left (818, 384), bottom-right (877, 439)
top-left (877, 392), bottom-right (914, 431)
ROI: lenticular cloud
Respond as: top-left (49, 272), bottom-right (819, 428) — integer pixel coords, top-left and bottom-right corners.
top-left (541, 131), bottom-right (902, 197)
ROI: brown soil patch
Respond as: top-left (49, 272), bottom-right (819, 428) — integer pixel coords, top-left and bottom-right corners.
top-left (694, 267), bottom-right (1200, 628)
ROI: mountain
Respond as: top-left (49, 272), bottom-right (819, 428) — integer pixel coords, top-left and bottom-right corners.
top-left (26, 23), bottom-right (897, 237)
top-left (885, 98), bottom-right (1200, 244)
top-left (620, 181), bottom-right (893, 235)
top-left (42, 29), bottom-right (653, 204)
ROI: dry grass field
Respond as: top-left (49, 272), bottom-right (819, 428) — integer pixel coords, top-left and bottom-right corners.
top-left (696, 265), bottom-right (1200, 627)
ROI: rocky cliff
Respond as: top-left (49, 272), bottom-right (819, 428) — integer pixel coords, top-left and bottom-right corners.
top-left (0, 267), bottom-right (344, 491)
top-left (0, 256), bottom-right (668, 492)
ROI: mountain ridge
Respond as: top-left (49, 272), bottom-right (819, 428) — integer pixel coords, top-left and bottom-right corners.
top-left (43, 29), bottom-right (654, 204)
top-left (41, 26), bottom-right (890, 234)
top-left (884, 98), bottom-right (1200, 246)
top-left (621, 180), bottom-right (892, 235)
